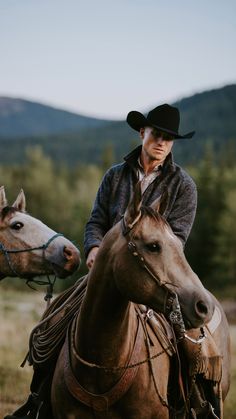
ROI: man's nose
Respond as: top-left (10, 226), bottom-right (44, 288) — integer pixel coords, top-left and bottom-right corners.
top-left (155, 135), bottom-right (165, 142)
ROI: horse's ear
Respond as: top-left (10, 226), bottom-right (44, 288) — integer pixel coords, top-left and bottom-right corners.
top-left (12, 189), bottom-right (26, 212)
top-left (124, 181), bottom-right (142, 228)
top-left (0, 186), bottom-right (8, 211)
top-left (151, 190), bottom-right (168, 216)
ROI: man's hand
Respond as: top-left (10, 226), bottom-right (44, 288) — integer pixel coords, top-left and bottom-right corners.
top-left (86, 246), bottom-right (99, 270)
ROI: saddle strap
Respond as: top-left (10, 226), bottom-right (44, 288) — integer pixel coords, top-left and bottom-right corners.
top-left (64, 318), bottom-right (143, 411)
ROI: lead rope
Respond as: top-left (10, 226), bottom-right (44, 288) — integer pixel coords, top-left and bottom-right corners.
top-left (44, 276), bottom-right (57, 308)
top-left (27, 276), bottom-right (88, 367)
top-left (25, 275), bottom-right (57, 309)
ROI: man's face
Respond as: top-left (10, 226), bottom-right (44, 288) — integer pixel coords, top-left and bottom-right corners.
top-left (140, 126), bottom-right (174, 164)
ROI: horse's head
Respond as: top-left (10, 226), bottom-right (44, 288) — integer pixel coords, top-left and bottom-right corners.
top-left (112, 183), bottom-right (214, 329)
top-left (0, 186), bottom-right (81, 280)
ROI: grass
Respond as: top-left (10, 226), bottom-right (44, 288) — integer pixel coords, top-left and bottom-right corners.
top-left (0, 289), bottom-right (236, 418)
top-left (0, 289), bottom-right (45, 418)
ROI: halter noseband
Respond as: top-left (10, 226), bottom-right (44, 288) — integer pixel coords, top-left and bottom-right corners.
top-left (0, 232), bottom-right (64, 278)
top-left (122, 216), bottom-right (206, 344)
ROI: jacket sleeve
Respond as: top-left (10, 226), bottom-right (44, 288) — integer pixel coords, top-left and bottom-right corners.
top-left (167, 177), bottom-right (197, 246)
top-left (84, 169), bottom-right (112, 258)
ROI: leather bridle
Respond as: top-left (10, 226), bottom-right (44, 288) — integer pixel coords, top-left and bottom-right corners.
top-left (121, 215), bottom-right (206, 344)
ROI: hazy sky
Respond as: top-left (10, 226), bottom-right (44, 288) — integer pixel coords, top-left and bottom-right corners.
top-left (1, 0), bottom-right (235, 119)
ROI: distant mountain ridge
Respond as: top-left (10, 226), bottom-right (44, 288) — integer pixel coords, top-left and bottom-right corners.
top-left (0, 97), bottom-right (109, 137)
top-left (0, 84), bottom-right (235, 166)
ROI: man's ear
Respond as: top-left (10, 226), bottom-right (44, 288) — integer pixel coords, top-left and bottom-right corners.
top-left (124, 181), bottom-right (142, 229)
top-left (150, 190), bottom-right (168, 216)
top-left (140, 127), bottom-right (145, 140)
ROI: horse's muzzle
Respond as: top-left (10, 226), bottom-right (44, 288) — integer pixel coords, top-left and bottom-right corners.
top-left (181, 291), bottom-right (214, 329)
top-left (46, 242), bottom-right (81, 278)
top-left (194, 297), bottom-right (214, 324)
top-left (62, 244), bottom-right (81, 274)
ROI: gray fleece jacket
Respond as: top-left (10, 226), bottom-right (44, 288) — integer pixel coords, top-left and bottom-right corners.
top-left (84, 146), bottom-right (197, 257)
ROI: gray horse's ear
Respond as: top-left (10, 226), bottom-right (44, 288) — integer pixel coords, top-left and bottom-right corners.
top-left (12, 189), bottom-right (26, 212)
top-left (151, 190), bottom-right (169, 216)
top-left (124, 181), bottom-right (142, 229)
top-left (0, 186), bottom-right (8, 210)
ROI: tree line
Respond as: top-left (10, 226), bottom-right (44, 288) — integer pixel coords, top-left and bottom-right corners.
top-left (0, 145), bottom-right (235, 295)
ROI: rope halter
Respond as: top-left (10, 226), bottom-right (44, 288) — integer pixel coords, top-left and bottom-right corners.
top-left (0, 233), bottom-right (64, 303)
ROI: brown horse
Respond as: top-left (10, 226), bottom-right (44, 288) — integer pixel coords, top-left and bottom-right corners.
top-left (0, 186), bottom-right (81, 281)
top-left (51, 185), bottom-right (229, 419)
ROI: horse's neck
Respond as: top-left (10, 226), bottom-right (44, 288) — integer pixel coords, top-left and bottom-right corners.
top-left (74, 247), bottom-right (137, 367)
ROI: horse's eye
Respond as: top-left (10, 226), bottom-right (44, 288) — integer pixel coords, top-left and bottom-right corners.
top-left (11, 222), bottom-right (24, 230)
top-left (146, 243), bottom-right (161, 253)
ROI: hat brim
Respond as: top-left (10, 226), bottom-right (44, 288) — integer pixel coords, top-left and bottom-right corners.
top-left (126, 111), bottom-right (195, 139)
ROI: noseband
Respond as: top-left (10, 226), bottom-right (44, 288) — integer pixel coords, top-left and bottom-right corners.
top-left (122, 216), bottom-right (206, 344)
top-left (0, 232), bottom-right (64, 278)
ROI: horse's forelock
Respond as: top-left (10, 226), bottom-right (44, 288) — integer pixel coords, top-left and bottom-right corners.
top-left (1, 206), bottom-right (18, 220)
top-left (141, 206), bottom-right (167, 228)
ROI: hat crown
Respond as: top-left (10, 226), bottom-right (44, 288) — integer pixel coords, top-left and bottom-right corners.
top-left (126, 103), bottom-right (194, 139)
top-left (148, 104), bottom-right (180, 133)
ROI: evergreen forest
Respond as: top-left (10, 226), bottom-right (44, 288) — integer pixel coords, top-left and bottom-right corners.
top-left (1, 143), bottom-right (235, 297)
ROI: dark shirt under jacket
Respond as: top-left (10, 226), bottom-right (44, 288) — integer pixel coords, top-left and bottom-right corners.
top-left (84, 146), bottom-right (197, 257)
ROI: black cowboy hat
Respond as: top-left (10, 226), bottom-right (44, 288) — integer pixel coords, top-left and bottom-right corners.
top-left (126, 104), bottom-right (195, 139)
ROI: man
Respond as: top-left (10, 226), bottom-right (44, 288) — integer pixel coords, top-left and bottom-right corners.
top-left (84, 105), bottom-right (223, 418)
top-left (85, 103), bottom-right (196, 269)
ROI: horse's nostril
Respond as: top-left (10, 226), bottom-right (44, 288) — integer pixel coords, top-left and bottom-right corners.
top-left (196, 300), bottom-right (208, 317)
top-left (63, 246), bottom-right (73, 260)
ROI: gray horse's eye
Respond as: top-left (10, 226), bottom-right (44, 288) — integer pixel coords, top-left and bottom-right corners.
top-left (146, 242), bottom-right (161, 253)
top-left (10, 221), bottom-right (24, 230)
